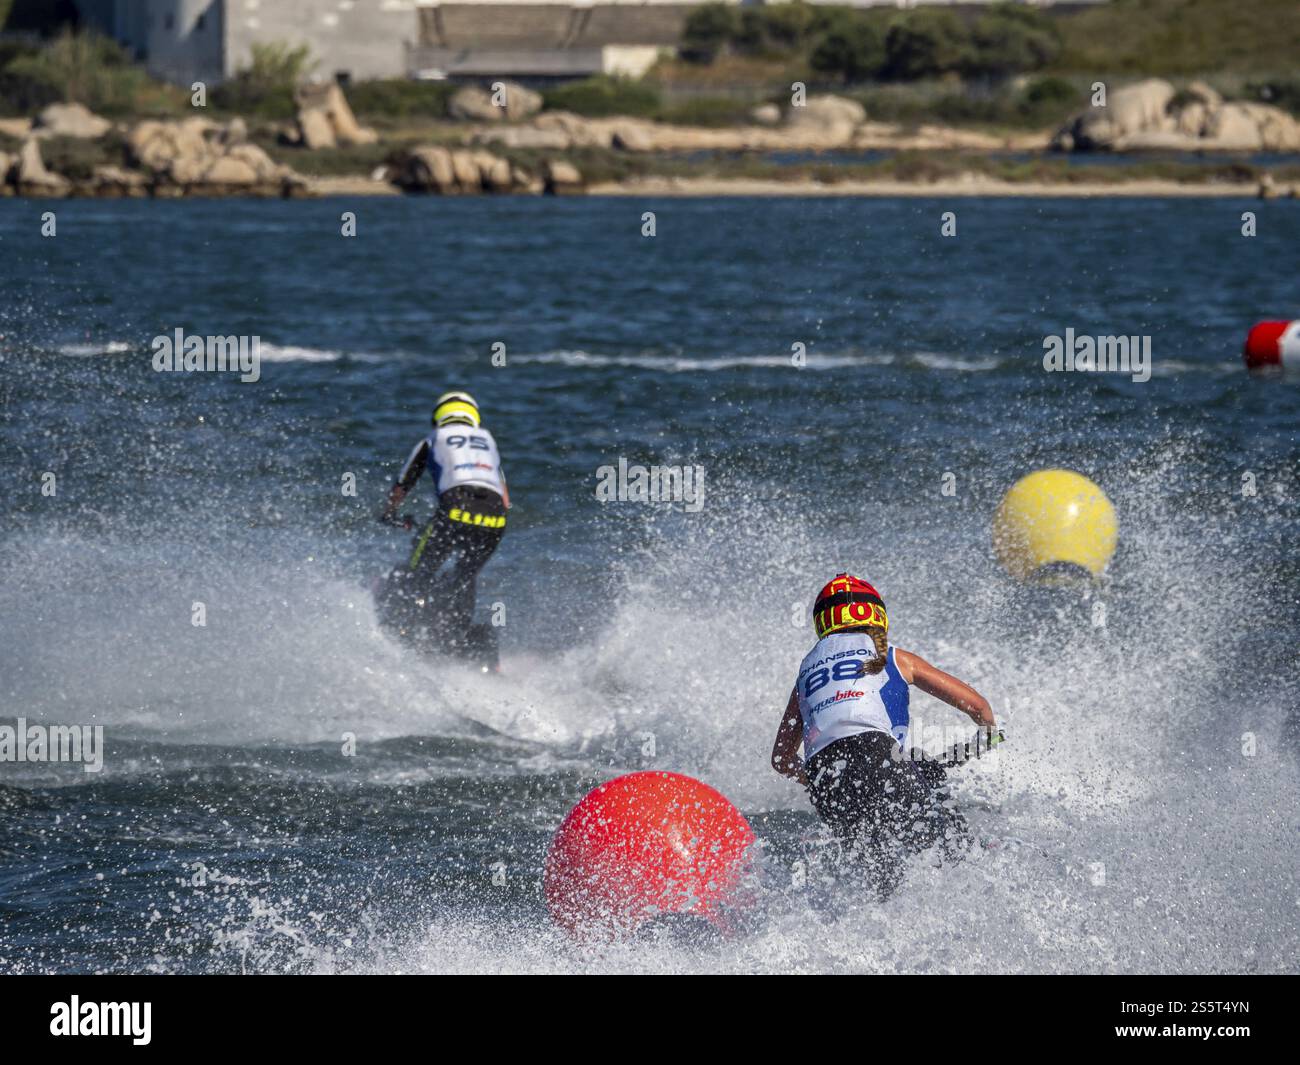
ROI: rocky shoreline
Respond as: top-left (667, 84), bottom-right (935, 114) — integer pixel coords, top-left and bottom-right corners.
top-left (0, 106), bottom-right (310, 199)
top-left (3, 78), bottom-right (1298, 201)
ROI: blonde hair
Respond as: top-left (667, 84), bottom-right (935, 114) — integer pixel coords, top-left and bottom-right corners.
top-left (858, 626), bottom-right (889, 676)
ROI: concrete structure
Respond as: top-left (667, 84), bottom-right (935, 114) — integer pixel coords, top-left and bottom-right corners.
top-left (72, 1), bottom-right (416, 84)
top-left (74, 0), bottom-right (226, 84)
top-left (71, 0), bottom-right (694, 85)
top-left (412, 4), bottom-right (691, 80)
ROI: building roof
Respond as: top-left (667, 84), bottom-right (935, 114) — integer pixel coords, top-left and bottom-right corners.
top-left (418, 4), bottom-right (690, 50)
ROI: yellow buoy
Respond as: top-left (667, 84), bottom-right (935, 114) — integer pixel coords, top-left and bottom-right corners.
top-left (992, 469), bottom-right (1118, 583)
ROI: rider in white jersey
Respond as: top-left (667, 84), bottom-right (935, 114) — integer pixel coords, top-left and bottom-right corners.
top-left (771, 574), bottom-right (998, 898)
top-left (794, 631), bottom-right (912, 760)
top-left (379, 390), bottom-right (510, 640)
top-left (414, 422), bottom-right (507, 498)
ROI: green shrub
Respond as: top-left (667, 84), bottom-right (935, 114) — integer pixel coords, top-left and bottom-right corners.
top-left (1022, 75), bottom-right (1077, 107)
top-left (855, 76), bottom-right (1081, 131)
top-left (37, 131), bottom-right (129, 179)
top-left (1016, 76), bottom-right (1082, 126)
top-left (963, 3), bottom-right (1061, 79)
top-left (927, 93), bottom-right (1007, 126)
top-left (0, 41), bottom-right (59, 114)
top-left (809, 14), bottom-right (885, 83)
top-left (882, 10), bottom-right (968, 81)
top-left (345, 78), bottom-right (455, 120)
top-left (733, 11), bottom-right (770, 58)
top-left (0, 30), bottom-right (154, 115)
top-left (685, 2), bottom-right (871, 65)
top-left (681, 3), bottom-right (742, 64)
top-left (542, 75), bottom-right (661, 118)
top-left (211, 42), bottom-right (314, 119)
top-left (760, 2), bottom-right (821, 51)
top-left (258, 138), bottom-right (393, 177)
top-left (927, 78), bottom-right (1082, 129)
top-left (656, 95), bottom-right (754, 127)
top-left (850, 83), bottom-right (937, 125)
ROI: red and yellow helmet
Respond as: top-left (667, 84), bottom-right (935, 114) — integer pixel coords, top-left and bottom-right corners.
top-left (813, 573), bottom-right (888, 639)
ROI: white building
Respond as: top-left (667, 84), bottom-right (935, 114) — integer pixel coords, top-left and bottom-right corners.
top-left (72, 0), bottom-right (698, 84)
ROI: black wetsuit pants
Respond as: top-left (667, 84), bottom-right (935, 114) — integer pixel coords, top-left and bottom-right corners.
top-left (806, 730), bottom-right (967, 899)
top-left (405, 485), bottom-right (506, 633)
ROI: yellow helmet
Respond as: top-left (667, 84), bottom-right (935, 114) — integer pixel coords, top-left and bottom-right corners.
top-left (432, 391), bottom-right (480, 428)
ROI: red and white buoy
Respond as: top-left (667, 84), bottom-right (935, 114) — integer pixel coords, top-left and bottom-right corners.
top-left (1243, 321), bottom-right (1300, 370)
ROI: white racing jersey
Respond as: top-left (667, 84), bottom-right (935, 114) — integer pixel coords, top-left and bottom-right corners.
top-left (397, 424), bottom-right (506, 498)
top-left (794, 632), bottom-right (911, 760)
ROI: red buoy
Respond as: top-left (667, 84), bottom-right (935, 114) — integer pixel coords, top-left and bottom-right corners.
top-left (543, 771), bottom-right (756, 940)
top-left (1243, 321), bottom-right (1300, 370)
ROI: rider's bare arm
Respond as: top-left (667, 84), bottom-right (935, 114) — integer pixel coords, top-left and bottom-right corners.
top-left (770, 688), bottom-right (807, 784)
top-left (893, 648), bottom-right (996, 728)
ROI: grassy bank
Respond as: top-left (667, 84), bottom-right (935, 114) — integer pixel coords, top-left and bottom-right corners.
top-left (278, 141), bottom-right (1299, 189)
top-left (651, 0), bottom-right (1300, 128)
top-left (666, 0), bottom-right (1300, 83)
top-left (1052, 0), bottom-right (1299, 76)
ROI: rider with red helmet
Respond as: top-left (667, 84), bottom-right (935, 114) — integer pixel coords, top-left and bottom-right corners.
top-left (770, 573), bottom-right (998, 898)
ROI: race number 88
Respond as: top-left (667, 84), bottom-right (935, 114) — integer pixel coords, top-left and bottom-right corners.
top-left (804, 659), bottom-right (865, 697)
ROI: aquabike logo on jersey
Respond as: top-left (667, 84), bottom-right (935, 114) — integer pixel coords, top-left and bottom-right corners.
top-left (50, 997), bottom-right (151, 1045)
top-left (809, 688), bottom-right (865, 714)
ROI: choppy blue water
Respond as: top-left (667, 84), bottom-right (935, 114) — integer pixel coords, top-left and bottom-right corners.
top-left (1, 196), bottom-right (1297, 973)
